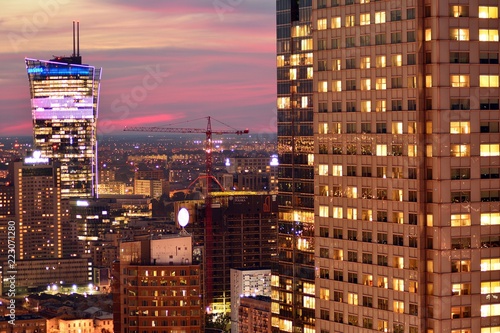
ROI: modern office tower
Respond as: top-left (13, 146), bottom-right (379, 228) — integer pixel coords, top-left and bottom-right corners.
top-left (112, 234), bottom-right (202, 333)
top-left (13, 157), bottom-right (63, 260)
top-left (25, 23), bottom-right (102, 198)
top-left (274, 0), bottom-right (315, 332)
top-left (298, 1), bottom-right (499, 333)
top-left (182, 193), bottom-right (277, 315)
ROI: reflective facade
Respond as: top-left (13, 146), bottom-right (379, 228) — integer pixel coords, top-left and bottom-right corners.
top-left (273, 0), bottom-right (315, 332)
top-left (25, 57), bottom-right (102, 198)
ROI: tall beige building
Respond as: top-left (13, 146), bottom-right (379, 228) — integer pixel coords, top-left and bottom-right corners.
top-left (311, 1), bottom-right (500, 333)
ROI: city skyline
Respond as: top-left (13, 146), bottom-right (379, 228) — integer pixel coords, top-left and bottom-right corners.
top-left (0, 0), bottom-right (276, 136)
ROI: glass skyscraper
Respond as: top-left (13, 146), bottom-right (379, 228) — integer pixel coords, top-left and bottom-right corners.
top-left (25, 56), bottom-right (102, 198)
top-left (274, 0), bottom-right (315, 332)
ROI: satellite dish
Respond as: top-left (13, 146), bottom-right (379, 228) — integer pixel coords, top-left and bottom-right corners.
top-left (178, 208), bottom-right (189, 228)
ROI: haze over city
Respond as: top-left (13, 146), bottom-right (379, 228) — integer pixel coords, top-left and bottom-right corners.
top-left (0, 0), bottom-right (276, 136)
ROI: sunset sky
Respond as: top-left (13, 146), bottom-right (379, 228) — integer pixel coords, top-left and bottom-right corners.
top-left (0, 0), bottom-right (276, 136)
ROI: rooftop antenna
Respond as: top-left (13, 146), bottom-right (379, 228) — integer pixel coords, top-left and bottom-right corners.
top-left (76, 21), bottom-right (80, 57)
top-left (72, 21), bottom-right (76, 57)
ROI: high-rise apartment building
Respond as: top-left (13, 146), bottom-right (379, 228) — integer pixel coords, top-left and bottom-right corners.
top-left (13, 158), bottom-right (63, 260)
top-left (25, 23), bottom-right (102, 198)
top-left (275, 0), bottom-right (500, 332)
top-left (274, 1), bottom-right (315, 332)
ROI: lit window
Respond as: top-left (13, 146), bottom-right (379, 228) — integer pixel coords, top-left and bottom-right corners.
top-left (450, 75), bottom-right (470, 87)
top-left (347, 208), bottom-right (357, 220)
top-left (346, 186), bottom-right (357, 199)
top-left (318, 81), bottom-right (328, 92)
top-left (452, 283), bottom-right (470, 296)
top-left (426, 75), bottom-right (432, 87)
top-left (292, 24), bottom-right (310, 37)
top-left (481, 213), bottom-right (500, 225)
top-left (301, 96), bottom-right (309, 108)
top-left (320, 288), bottom-right (330, 300)
top-left (376, 78), bottom-right (387, 90)
top-left (346, 15), bottom-right (355, 27)
top-left (317, 18), bottom-right (327, 30)
top-left (482, 258), bottom-right (500, 271)
top-left (277, 56), bottom-right (285, 67)
top-left (331, 17), bottom-right (341, 28)
top-left (360, 13), bottom-right (370, 25)
top-left (394, 301), bottom-right (404, 313)
top-left (307, 67), bottom-right (313, 79)
top-left (375, 11), bottom-right (386, 23)
top-left (332, 165), bottom-right (342, 176)
top-left (332, 59), bottom-right (341, 71)
top-left (425, 29), bottom-right (432, 41)
top-left (376, 55), bottom-right (386, 68)
top-left (361, 100), bottom-right (371, 112)
top-left (318, 164), bottom-right (328, 176)
top-left (450, 28), bottom-right (469, 41)
top-left (479, 6), bottom-right (498, 19)
top-left (289, 68), bottom-right (297, 80)
top-left (481, 304), bottom-right (500, 317)
top-left (360, 57), bottom-right (370, 68)
top-left (361, 79), bottom-right (371, 90)
top-left (480, 144), bottom-right (500, 156)
top-left (277, 97), bottom-right (290, 109)
top-left (480, 75), bottom-right (500, 87)
top-left (303, 296), bottom-right (315, 309)
top-left (450, 121), bottom-right (470, 134)
top-left (348, 292), bottom-right (358, 305)
top-left (392, 122), bottom-right (403, 134)
top-left (301, 38), bottom-right (313, 50)
top-left (450, 144), bottom-right (470, 157)
top-left (332, 80), bottom-right (341, 92)
top-left (450, 5), bottom-right (469, 17)
top-left (481, 281), bottom-right (500, 294)
top-left (376, 100), bottom-right (386, 112)
top-left (408, 144), bottom-right (417, 157)
top-left (318, 122), bottom-right (328, 134)
top-left (376, 144), bottom-right (387, 156)
top-left (394, 278), bottom-right (404, 291)
top-left (332, 206), bottom-right (343, 218)
top-left (391, 54), bottom-right (402, 66)
top-left (451, 214), bottom-right (471, 226)
top-left (279, 319), bottom-right (292, 332)
top-left (426, 144), bottom-right (433, 157)
top-left (319, 205), bottom-right (329, 217)
top-left (479, 29), bottom-right (499, 42)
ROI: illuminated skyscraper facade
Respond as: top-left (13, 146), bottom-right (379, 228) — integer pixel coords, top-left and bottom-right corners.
top-left (291, 0), bottom-right (499, 333)
top-left (276, 0), bottom-right (500, 332)
top-left (25, 54), bottom-right (101, 198)
top-left (274, 1), bottom-right (315, 332)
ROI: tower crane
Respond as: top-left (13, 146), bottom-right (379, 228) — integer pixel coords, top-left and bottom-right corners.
top-left (124, 116), bottom-right (248, 306)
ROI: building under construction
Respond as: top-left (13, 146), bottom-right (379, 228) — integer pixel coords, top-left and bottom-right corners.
top-left (177, 192), bottom-right (278, 314)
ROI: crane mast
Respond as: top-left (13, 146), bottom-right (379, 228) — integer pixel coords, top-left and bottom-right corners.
top-left (124, 116), bottom-right (248, 309)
